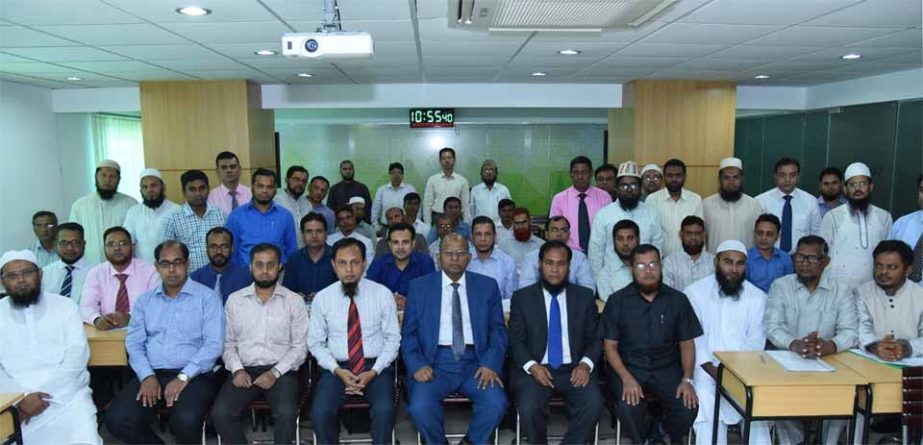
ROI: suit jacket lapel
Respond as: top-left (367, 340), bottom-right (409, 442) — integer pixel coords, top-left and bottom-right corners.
top-left (464, 272), bottom-right (481, 349)
top-left (534, 285), bottom-right (549, 354)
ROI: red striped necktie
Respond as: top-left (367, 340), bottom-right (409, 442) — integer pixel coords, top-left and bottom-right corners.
top-left (115, 273), bottom-right (130, 313)
top-left (347, 295), bottom-right (365, 375)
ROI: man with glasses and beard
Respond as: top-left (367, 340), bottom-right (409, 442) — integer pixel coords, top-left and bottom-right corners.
top-left (602, 244), bottom-right (701, 445)
top-left (663, 216), bottom-right (715, 292)
top-left (123, 169), bottom-right (180, 263)
top-left (702, 157), bottom-right (762, 253)
top-left (211, 243), bottom-right (309, 444)
top-left (70, 159), bottom-right (138, 264)
top-left (42, 222), bottom-right (93, 303)
top-left (190, 227), bottom-right (252, 303)
top-left (589, 161), bottom-right (664, 279)
top-left (820, 162), bottom-right (893, 289)
top-left (309, 238), bottom-right (401, 444)
top-left (596, 220), bottom-right (640, 302)
top-left (683, 240), bottom-right (770, 445)
top-left (765, 235), bottom-right (857, 445)
top-left (274, 165), bottom-right (311, 246)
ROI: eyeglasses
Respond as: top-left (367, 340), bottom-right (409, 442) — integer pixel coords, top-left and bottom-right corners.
top-left (207, 243), bottom-right (231, 251)
top-left (441, 250), bottom-right (468, 259)
top-left (156, 259), bottom-right (187, 269)
top-left (57, 240), bottom-right (84, 248)
top-left (792, 253), bottom-right (825, 264)
top-left (437, 224), bottom-right (455, 230)
top-left (547, 227), bottom-right (569, 234)
top-left (642, 176), bottom-right (662, 182)
top-left (512, 220), bottom-right (530, 226)
top-left (1, 268), bottom-right (39, 281)
top-left (105, 240), bottom-right (131, 249)
top-left (618, 183), bottom-right (641, 191)
top-left (846, 181), bottom-right (869, 189)
top-left (633, 261), bottom-right (661, 271)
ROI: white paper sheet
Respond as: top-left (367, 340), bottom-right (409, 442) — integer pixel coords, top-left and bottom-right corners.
top-left (766, 350), bottom-right (836, 372)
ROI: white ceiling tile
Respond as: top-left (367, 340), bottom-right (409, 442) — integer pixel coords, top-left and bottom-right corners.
top-left (518, 40), bottom-right (627, 57)
top-left (35, 24), bottom-right (188, 45)
top-left (415, 0), bottom-right (445, 19)
top-left (752, 59), bottom-right (844, 74)
top-left (159, 22), bottom-right (291, 44)
top-left (499, 65), bottom-right (584, 76)
top-left (72, 79), bottom-right (139, 87)
top-left (421, 41), bottom-right (522, 57)
top-left (794, 46), bottom-right (920, 62)
top-left (61, 60), bottom-right (168, 72)
top-left (0, 72), bottom-right (69, 87)
top-left (877, 51), bottom-right (923, 64)
top-left (804, 0), bottom-right (922, 28)
top-left (643, 69), bottom-right (742, 80)
top-left (0, 0), bottom-right (142, 25)
top-left (424, 56), bottom-right (510, 67)
top-left (574, 66), bottom-right (654, 77)
top-left (818, 61), bottom-right (923, 75)
top-left (3, 46), bottom-right (128, 62)
top-left (675, 57), bottom-right (768, 70)
top-left (507, 56), bottom-right (599, 67)
top-left (647, 0), bottom-right (711, 22)
top-left (232, 56), bottom-right (325, 70)
top-left (115, 69), bottom-right (198, 81)
top-left (151, 58), bottom-right (248, 71)
top-left (204, 42), bottom-right (283, 58)
top-left (642, 23), bottom-right (782, 45)
top-left (595, 56), bottom-right (687, 69)
top-left (0, 61), bottom-right (84, 74)
top-left (337, 20), bottom-right (416, 41)
top-left (256, 0), bottom-right (324, 22)
top-left (707, 45), bottom-right (826, 60)
top-left (100, 44), bottom-right (217, 60)
top-left (747, 26), bottom-right (898, 47)
top-left (100, 0), bottom-right (279, 23)
top-left (334, 0), bottom-right (412, 21)
top-left (679, 0), bottom-right (861, 25)
top-left (0, 25), bottom-right (80, 47)
top-left (854, 29), bottom-right (923, 48)
top-left (0, 52), bottom-right (30, 62)
top-left (417, 18), bottom-right (531, 43)
top-left (180, 69), bottom-right (277, 80)
top-left (615, 42), bottom-right (727, 57)
top-left (333, 56), bottom-right (418, 67)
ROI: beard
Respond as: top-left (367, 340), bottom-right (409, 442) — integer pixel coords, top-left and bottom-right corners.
top-left (666, 182), bottom-right (682, 194)
top-left (254, 276), bottom-right (279, 289)
top-left (514, 227), bottom-right (532, 242)
top-left (682, 241), bottom-right (704, 256)
top-left (143, 194), bottom-right (166, 209)
top-left (796, 272), bottom-right (818, 285)
top-left (847, 195), bottom-right (870, 214)
top-left (719, 188), bottom-right (742, 202)
top-left (618, 196), bottom-right (639, 211)
top-left (342, 281), bottom-right (359, 298)
top-left (254, 196), bottom-right (273, 206)
top-left (821, 190), bottom-right (841, 201)
top-left (96, 185), bottom-right (116, 200)
top-left (286, 187), bottom-right (304, 198)
top-left (636, 278), bottom-right (662, 295)
top-left (541, 277), bottom-right (567, 296)
top-left (716, 270), bottom-right (745, 299)
top-left (209, 254), bottom-right (228, 268)
top-left (617, 248), bottom-right (633, 261)
top-left (9, 287), bottom-right (41, 308)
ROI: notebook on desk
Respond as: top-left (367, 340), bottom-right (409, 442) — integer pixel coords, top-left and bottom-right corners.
top-left (766, 350), bottom-right (836, 372)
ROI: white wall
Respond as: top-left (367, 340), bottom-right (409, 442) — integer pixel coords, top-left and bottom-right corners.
top-left (0, 80), bottom-right (65, 252)
top-left (55, 113), bottom-right (96, 208)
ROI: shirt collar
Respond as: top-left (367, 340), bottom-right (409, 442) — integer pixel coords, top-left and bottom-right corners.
top-left (749, 246), bottom-right (783, 260)
top-left (442, 271), bottom-right (466, 289)
top-left (154, 277), bottom-right (196, 299)
top-left (441, 171), bottom-right (456, 180)
top-left (240, 283), bottom-right (285, 302)
top-left (106, 258), bottom-right (138, 277)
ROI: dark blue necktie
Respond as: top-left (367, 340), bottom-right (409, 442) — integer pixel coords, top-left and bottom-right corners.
top-left (61, 265), bottom-right (74, 298)
top-left (451, 283), bottom-right (465, 360)
top-left (548, 290), bottom-right (563, 369)
top-left (781, 195), bottom-right (793, 252)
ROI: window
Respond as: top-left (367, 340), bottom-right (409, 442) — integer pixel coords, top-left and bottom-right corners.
top-left (92, 114), bottom-right (144, 201)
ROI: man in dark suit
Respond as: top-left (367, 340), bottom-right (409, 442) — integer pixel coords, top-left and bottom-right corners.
top-left (509, 240), bottom-right (603, 444)
top-left (402, 233), bottom-right (508, 444)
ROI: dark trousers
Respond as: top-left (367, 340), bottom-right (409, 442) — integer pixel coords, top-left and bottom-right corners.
top-left (105, 370), bottom-right (217, 444)
top-left (312, 360), bottom-right (396, 445)
top-left (210, 366), bottom-right (300, 444)
top-left (406, 347), bottom-right (508, 445)
top-left (513, 364), bottom-right (603, 444)
top-left (607, 368), bottom-right (696, 445)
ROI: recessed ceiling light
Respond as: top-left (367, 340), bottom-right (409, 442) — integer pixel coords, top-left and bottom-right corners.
top-left (65, 76), bottom-right (83, 81)
top-left (558, 49), bottom-right (581, 55)
top-left (296, 73), bottom-right (314, 78)
top-left (254, 49), bottom-right (276, 56)
top-left (841, 53), bottom-right (862, 60)
top-left (531, 72), bottom-right (547, 77)
top-left (176, 6), bottom-right (211, 16)
top-left (754, 74), bottom-right (770, 80)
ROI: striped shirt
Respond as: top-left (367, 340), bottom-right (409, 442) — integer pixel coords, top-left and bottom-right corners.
top-left (223, 284), bottom-right (309, 374)
top-left (159, 203), bottom-right (228, 271)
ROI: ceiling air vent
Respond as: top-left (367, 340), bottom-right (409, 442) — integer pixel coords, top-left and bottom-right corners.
top-left (449, 0), bottom-right (675, 31)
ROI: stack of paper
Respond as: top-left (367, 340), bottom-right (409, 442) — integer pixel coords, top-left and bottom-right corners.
top-left (766, 350), bottom-right (836, 372)
top-left (849, 348), bottom-right (923, 367)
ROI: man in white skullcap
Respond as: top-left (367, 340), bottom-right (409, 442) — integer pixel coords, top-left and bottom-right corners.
top-left (820, 162), bottom-right (893, 289)
top-left (641, 163), bottom-right (664, 201)
top-left (588, 161), bottom-right (664, 278)
top-left (0, 250), bottom-right (102, 445)
top-left (350, 196), bottom-right (378, 243)
top-left (69, 159), bottom-right (138, 264)
top-left (122, 168), bottom-right (180, 263)
top-left (702, 157), bottom-right (763, 253)
top-left (683, 240), bottom-right (770, 445)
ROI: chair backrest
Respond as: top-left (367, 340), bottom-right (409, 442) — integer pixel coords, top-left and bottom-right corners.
top-left (902, 366), bottom-right (923, 428)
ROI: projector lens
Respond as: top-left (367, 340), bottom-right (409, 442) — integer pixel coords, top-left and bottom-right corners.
top-left (305, 39), bottom-right (319, 52)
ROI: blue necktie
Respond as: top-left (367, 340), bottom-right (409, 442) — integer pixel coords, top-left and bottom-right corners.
top-left (781, 195), bottom-right (793, 252)
top-left (547, 290), bottom-right (563, 369)
top-left (451, 283), bottom-right (465, 360)
top-left (61, 265), bottom-right (74, 298)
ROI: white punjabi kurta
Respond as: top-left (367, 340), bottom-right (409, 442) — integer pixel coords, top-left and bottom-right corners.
top-left (702, 193), bottom-right (762, 253)
top-left (69, 192), bottom-right (137, 265)
top-left (123, 200), bottom-right (180, 263)
top-left (0, 293), bottom-right (101, 444)
top-left (588, 201), bottom-right (664, 278)
top-left (820, 204), bottom-right (893, 289)
top-left (684, 277), bottom-right (769, 445)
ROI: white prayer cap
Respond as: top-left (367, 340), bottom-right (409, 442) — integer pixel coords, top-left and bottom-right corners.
top-left (641, 164), bottom-right (662, 175)
top-left (844, 162), bottom-right (871, 182)
top-left (617, 161), bottom-right (641, 179)
top-left (96, 159), bottom-right (121, 172)
top-left (719, 157), bottom-right (743, 172)
top-left (139, 168), bottom-right (163, 180)
top-left (0, 250), bottom-right (38, 273)
top-left (348, 196), bottom-right (365, 206)
top-left (715, 240), bottom-right (748, 257)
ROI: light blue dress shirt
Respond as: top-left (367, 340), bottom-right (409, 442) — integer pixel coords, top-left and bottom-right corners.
top-left (518, 247), bottom-right (595, 290)
top-left (466, 247), bottom-right (519, 300)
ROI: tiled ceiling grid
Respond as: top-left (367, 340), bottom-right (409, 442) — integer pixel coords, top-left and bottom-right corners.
top-left (0, 0), bottom-right (920, 89)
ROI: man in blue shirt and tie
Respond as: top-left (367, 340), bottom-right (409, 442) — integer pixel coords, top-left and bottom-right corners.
top-left (105, 240), bottom-right (225, 444)
top-left (190, 227), bottom-right (252, 303)
top-left (226, 168), bottom-right (298, 266)
top-left (366, 222), bottom-right (435, 310)
top-left (402, 233), bottom-right (508, 445)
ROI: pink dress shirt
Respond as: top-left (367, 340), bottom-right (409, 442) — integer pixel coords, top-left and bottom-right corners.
top-left (79, 258), bottom-right (160, 324)
top-left (548, 185), bottom-right (612, 253)
top-left (208, 183), bottom-right (253, 216)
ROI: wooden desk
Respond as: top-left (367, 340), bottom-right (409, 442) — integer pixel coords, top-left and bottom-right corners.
top-left (712, 351), bottom-right (866, 444)
top-left (0, 393), bottom-right (23, 444)
top-left (828, 352), bottom-right (903, 443)
top-left (84, 325), bottom-right (128, 367)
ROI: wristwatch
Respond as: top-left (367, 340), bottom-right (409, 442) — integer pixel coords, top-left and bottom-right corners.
top-left (177, 373), bottom-right (189, 383)
top-left (271, 367), bottom-right (282, 378)
top-left (682, 377), bottom-right (694, 385)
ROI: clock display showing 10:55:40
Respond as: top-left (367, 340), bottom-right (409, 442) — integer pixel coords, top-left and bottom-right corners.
top-left (409, 108), bottom-right (455, 128)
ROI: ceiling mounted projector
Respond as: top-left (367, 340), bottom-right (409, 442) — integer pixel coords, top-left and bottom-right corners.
top-left (282, 31), bottom-right (374, 59)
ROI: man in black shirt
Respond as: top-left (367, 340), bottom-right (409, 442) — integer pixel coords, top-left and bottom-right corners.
top-left (602, 244), bottom-right (702, 445)
top-left (327, 160), bottom-right (372, 223)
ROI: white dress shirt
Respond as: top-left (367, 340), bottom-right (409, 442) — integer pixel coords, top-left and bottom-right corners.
top-left (123, 200), bottom-right (180, 263)
top-left (522, 287), bottom-right (595, 374)
top-left (438, 273), bottom-right (474, 345)
top-left (469, 182), bottom-right (512, 221)
top-left (274, 189), bottom-right (312, 247)
top-left (756, 187), bottom-right (822, 253)
top-left (422, 171), bottom-right (470, 224)
top-left (518, 248), bottom-right (596, 291)
top-left (326, 231), bottom-right (375, 267)
top-left (29, 240), bottom-right (59, 268)
top-left (41, 257), bottom-right (94, 304)
top-left (647, 188), bottom-right (704, 257)
top-left (588, 201), bottom-right (664, 277)
top-left (372, 182), bottom-right (417, 228)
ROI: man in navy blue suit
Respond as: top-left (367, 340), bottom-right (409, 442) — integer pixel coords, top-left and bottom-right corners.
top-left (402, 233), bottom-right (508, 444)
